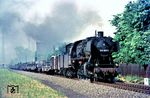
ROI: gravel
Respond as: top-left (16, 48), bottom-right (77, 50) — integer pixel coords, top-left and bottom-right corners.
top-left (41, 80), bottom-right (89, 98)
top-left (15, 70), bottom-right (150, 98)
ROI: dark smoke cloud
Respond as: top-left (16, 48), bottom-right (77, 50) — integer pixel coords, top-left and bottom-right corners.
top-left (24, 2), bottom-right (101, 47)
top-left (0, 0), bottom-right (32, 64)
top-left (0, 1), bottom-right (101, 63)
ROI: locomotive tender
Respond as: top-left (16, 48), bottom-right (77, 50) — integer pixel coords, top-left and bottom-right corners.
top-left (13, 31), bottom-right (118, 82)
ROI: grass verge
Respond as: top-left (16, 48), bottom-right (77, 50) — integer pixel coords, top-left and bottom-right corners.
top-left (123, 75), bottom-right (144, 84)
top-left (0, 68), bottom-right (66, 98)
top-left (117, 75), bottom-right (144, 84)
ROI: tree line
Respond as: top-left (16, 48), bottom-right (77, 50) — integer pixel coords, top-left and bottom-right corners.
top-left (111, 0), bottom-right (150, 67)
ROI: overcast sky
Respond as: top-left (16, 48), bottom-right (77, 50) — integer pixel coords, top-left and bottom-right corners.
top-left (0, 0), bottom-right (136, 64)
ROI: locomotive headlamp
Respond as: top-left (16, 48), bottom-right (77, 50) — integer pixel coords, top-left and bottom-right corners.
top-left (115, 64), bottom-right (119, 66)
top-left (72, 60), bottom-right (75, 63)
top-left (79, 61), bottom-right (82, 64)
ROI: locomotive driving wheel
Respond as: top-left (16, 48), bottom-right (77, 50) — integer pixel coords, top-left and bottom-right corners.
top-left (77, 69), bottom-right (84, 79)
top-left (65, 68), bottom-right (73, 78)
top-left (77, 73), bottom-right (82, 79)
top-left (90, 75), bottom-right (94, 83)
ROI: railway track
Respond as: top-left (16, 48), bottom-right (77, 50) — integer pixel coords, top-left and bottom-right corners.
top-left (39, 73), bottom-right (150, 95)
top-left (53, 74), bottom-right (150, 95)
top-left (94, 81), bottom-right (150, 95)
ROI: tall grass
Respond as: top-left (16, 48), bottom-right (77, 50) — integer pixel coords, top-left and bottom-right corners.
top-left (0, 69), bottom-right (66, 98)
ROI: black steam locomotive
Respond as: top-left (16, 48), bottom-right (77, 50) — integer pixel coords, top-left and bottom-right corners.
top-left (13, 31), bottom-right (118, 82)
top-left (57, 31), bottom-right (118, 82)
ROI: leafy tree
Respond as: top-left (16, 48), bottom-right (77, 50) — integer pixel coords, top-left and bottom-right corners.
top-left (111, 0), bottom-right (150, 66)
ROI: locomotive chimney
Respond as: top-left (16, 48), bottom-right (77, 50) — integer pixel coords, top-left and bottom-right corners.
top-left (98, 31), bottom-right (103, 37)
